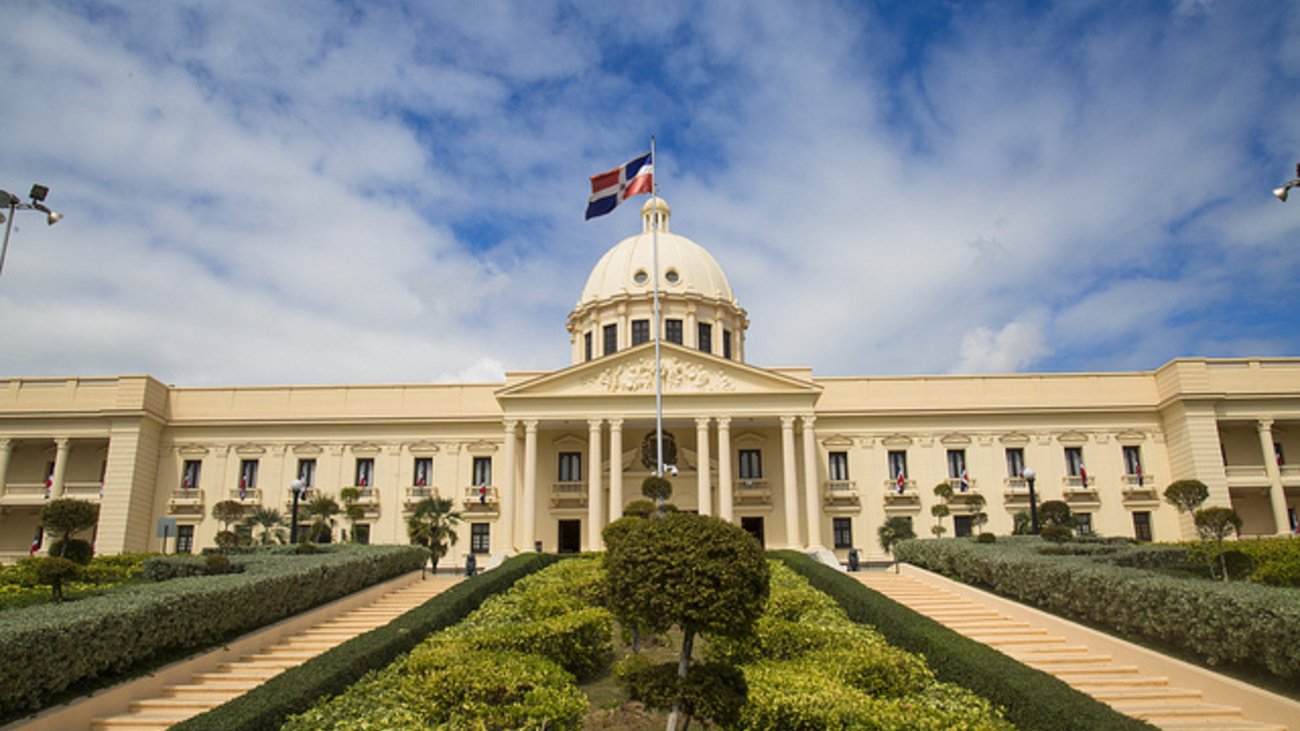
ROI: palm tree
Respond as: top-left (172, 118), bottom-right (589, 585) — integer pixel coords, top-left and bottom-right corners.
top-left (878, 516), bottom-right (916, 574)
top-left (407, 496), bottom-right (462, 572)
top-left (304, 494), bottom-right (341, 543)
top-left (241, 507), bottom-right (288, 545)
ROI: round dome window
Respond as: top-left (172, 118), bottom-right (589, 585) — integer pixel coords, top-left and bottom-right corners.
top-left (665, 269), bottom-right (680, 285)
top-left (633, 270), bottom-right (648, 285)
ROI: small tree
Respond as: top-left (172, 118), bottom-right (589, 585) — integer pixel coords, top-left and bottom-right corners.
top-left (211, 499), bottom-right (246, 549)
top-left (39, 499), bottom-right (99, 561)
top-left (1194, 507), bottom-right (1242, 582)
top-left (641, 475), bottom-right (673, 515)
top-left (1038, 500), bottom-right (1073, 528)
top-left (1164, 479), bottom-right (1210, 515)
top-left (967, 493), bottom-right (989, 536)
top-left (1012, 509), bottom-right (1032, 535)
top-left (878, 516), bottom-right (916, 573)
top-left (623, 499), bottom-right (657, 519)
top-left (604, 513), bottom-right (768, 731)
top-left (35, 557), bottom-right (80, 603)
top-left (340, 487), bottom-right (366, 542)
top-left (241, 507), bottom-right (288, 545)
top-left (930, 503), bottom-right (950, 537)
top-left (304, 495), bottom-right (342, 543)
top-left (407, 496), bottom-right (462, 572)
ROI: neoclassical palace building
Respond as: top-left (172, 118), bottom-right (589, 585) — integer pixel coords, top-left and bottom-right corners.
top-left (2, 199), bottom-right (1299, 563)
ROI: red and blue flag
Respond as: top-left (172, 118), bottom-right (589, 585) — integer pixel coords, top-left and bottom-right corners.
top-left (585, 152), bottom-right (653, 220)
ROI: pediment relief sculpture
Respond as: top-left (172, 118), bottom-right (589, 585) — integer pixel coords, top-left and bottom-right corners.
top-left (581, 355), bottom-right (735, 393)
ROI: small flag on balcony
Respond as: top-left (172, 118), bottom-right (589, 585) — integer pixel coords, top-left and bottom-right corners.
top-left (895, 470), bottom-right (905, 494)
top-left (959, 469), bottom-right (970, 492)
top-left (1079, 465), bottom-right (1088, 487)
top-left (29, 527), bottom-right (42, 555)
top-left (99, 481), bottom-right (104, 498)
top-left (479, 484), bottom-right (487, 504)
top-left (44, 476), bottom-right (52, 500)
top-left (416, 472), bottom-right (426, 487)
top-left (239, 477), bottom-right (248, 500)
top-left (1134, 463), bottom-right (1143, 486)
top-left (359, 473), bottom-right (367, 488)
top-left (182, 474), bottom-right (191, 489)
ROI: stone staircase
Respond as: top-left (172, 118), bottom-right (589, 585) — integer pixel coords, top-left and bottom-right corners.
top-left (88, 576), bottom-right (460, 731)
top-left (857, 570), bottom-right (1289, 731)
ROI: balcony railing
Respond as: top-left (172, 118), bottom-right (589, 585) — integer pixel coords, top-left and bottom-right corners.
top-left (63, 482), bottom-right (103, 500)
top-left (1225, 466), bottom-right (1267, 480)
top-left (168, 489), bottom-right (205, 511)
top-left (883, 479), bottom-right (917, 497)
top-left (463, 485), bottom-right (499, 509)
top-left (551, 481), bottom-right (588, 508)
top-left (352, 487), bottom-right (380, 505)
top-left (1062, 475), bottom-right (1094, 489)
top-left (405, 486), bottom-right (438, 507)
top-left (734, 479), bottom-right (771, 505)
top-left (945, 477), bottom-right (979, 493)
top-left (1121, 473), bottom-right (1156, 488)
top-left (823, 480), bottom-right (859, 507)
top-left (229, 489), bottom-right (263, 505)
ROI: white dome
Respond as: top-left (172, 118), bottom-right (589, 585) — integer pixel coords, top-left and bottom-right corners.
top-left (576, 198), bottom-right (735, 307)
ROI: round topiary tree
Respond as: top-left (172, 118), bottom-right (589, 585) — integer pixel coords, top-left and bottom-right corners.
top-left (1194, 506), bottom-right (1243, 581)
top-left (930, 503), bottom-right (950, 536)
top-left (1038, 500), bottom-right (1073, 529)
top-left (39, 498), bottom-right (99, 562)
top-left (35, 556), bottom-right (81, 603)
top-left (1164, 479), bottom-right (1210, 515)
top-left (604, 512), bottom-right (769, 731)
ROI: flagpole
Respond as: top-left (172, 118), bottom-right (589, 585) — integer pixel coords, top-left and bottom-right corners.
top-left (651, 134), bottom-right (664, 478)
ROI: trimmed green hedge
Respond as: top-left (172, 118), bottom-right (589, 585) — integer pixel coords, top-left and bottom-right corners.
top-left (773, 551), bottom-right (1158, 731)
top-left (174, 552), bottom-right (559, 731)
top-left (0, 545), bottom-right (427, 722)
top-left (893, 537), bottom-right (1300, 681)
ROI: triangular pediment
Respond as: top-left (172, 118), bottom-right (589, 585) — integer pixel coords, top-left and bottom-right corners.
top-left (497, 342), bottom-right (820, 400)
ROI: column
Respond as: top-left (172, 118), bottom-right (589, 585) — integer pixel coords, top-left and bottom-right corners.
top-left (52, 437), bottom-right (71, 496)
top-left (587, 418), bottom-right (604, 549)
top-left (0, 438), bottom-right (11, 493)
top-left (717, 418), bottom-right (733, 522)
top-left (1257, 419), bottom-right (1291, 534)
top-left (522, 420), bottom-right (539, 551)
top-left (696, 417), bottom-right (712, 516)
top-left (500, 420), bottom-right (518, 553)
top-left (608, 419), bottom-right (624, 521)
top-left (802, 415), bottom-right (822, 549)
top-left (781, 416), bottom-right (800, 547)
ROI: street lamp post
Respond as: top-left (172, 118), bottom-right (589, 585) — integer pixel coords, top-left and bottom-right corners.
top-left (289, 478), bottom-right (305, 544)
top-left (1274, 163), bottom-right (1300, 202)
top-left (1023, 467), bottom-right (1040, 534)
top-left (1, 184), bottom-right (63, 279)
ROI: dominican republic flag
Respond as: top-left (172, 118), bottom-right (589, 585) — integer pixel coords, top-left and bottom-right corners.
top-left (895, 470), bottom-right (906, 494)
top-left (1079, 465), bottom-right (1088, 487)
top-left (585, 152), bottom-right (653, 220)
top-left (358, 473), bottom-right (367, 488)
top-left (416, 472), bottom-right (426, 487)
top-left (29, 527), bottom-right (42, 556)
top-left (1134, 463), bottom-right (1143, 486)
top-left (959, 469), bottom-right (970, 492)
top-left (479, 484), bottom-right (487, 504)
top-left (239, 476), bottom-right (248, 500)
top-left (44, 476), bottom-right (52, 500)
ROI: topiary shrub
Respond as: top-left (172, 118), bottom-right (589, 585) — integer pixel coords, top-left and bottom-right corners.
top-left (1038, 500), bottom-right (1072, 528)
top-left (33, 557), bottom-right (80, 603)
top-left (622, 499), bottom-right (656, 519)
top-left (204, 553), bottom-right (239, 576)
top-left (1040, 524), bottom-right (1073, 543)
top-left (976, 532), bottom-right (997, 544)
top-left (48, 539), bottom-right (93, 565)
top-left (214, 531), bottom-right (240, 550)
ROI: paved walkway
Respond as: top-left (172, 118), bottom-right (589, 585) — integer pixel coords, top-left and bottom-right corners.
top-left (857, 566), bottom-right (1297, 731)
top-left (85, 574), bottom-right (460, 731)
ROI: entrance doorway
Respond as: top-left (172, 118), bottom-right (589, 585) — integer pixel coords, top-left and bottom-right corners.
top-left (740, 516), bottom-right (765, 548)
top-left (557, 520), bottom-right (582, 553)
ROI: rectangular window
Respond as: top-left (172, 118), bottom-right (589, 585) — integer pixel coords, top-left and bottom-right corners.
top-left (603, 323), bottom-right (618, 356)
top-left (953, 515), bottom-right (973, 538)
top-left (1075, 513), bottom-right (1093, 535)
top-left (355, 458), bottom-right (374, 487)
top-left (828, 452), bottom-right (849, 481)
top-left (584, 331), bottom-right (593, 362)
top-left (239, 460), bottom-right (259, 490)
top-left (1005, 448), bottom-right (1025, 477)
top-left (946, 449), bottom-right (966, 479)
top-left (697, 322), bottom-right (713, 354)
top-left (181, 460), bottom-right (202, 489)
top-left (832, 517), bottom-right (853, 549)
top-left (297, 459), bottom-right (316, 488)
top-left (413, 457), bottom-right (433, 487)
top-left (558, 452), bottom-right (583, 482)
top-left (472, 456), bottom-right (492, 486)
top-left (1064, 447), bottom-right (1085, 477)
top-left (1132, 511), bottom-right (1152, 542)
top-left (471, 523), bottom-right (490, 554)
top-left (723, 330), bottom-right (733, 359)
top-left (632, 319), bottom-right (650, 346)
top-left (888, 451), bottom-right (908, 480)
top-left (1122, 446), bottom-right (1142, 475)
top-left (175, 525), bottom-right (195, 554)
top-left (665, 319), bottom-right (683, 344)
top-left (353, 524), bottom-right (371, 545)
top-left (738, 449), bottom-right (763, 479)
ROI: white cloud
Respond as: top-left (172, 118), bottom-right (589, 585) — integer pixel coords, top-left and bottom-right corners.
top-left (953, 320), bottom-right (1053, 374)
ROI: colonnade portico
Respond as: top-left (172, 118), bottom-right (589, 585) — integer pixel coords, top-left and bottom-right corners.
top-left (495, 411), bottom-right (825, 553)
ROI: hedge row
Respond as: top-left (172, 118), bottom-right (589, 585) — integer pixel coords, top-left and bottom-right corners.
top-left (278, 555), bottom-right (596, 730)
top-left (892, 538), bottom-right (1300, 681)
top-left (0, 545), bottom-right (427, 721)
top-left (175, 552), bottom-right (561, 731)
top-left (773, 551), bottom-right (1157, 731)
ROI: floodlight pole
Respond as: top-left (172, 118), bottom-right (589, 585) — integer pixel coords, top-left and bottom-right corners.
top-left (1023, 467), bottom-right (1040, 534)
top-left (0, 185), bottom-right (63, 280)
top-left (289, 478), bottom-right (305, 544)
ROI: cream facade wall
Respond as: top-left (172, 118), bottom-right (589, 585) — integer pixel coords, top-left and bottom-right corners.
top-left (3, 201), bottom-right (1300, 563)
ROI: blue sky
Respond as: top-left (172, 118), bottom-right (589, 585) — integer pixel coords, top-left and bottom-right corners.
top-left (1, 0), bottom-right (1297, 385)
